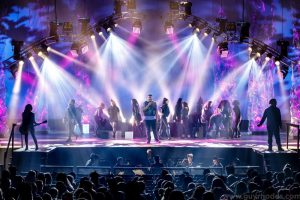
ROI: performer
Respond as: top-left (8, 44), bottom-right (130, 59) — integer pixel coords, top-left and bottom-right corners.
top-left (181, 101), bottom-right (189, 138)
top-left (65, 99), bottom-right (77, 142)
top-left (19, 104), bottom-right (38, 150)
top-left (232, 100), bottom-right (242, 138)
top-left (75, 105), bottom-right (83, 135)
top-left (208, 107), bottom-right (223, 138)
top-left (143, 94), bottom-right (160, 144)
top-left (94, 103), bottom-right (110, 135)
top-left (220, 100), bottom-right (233, 138)
top-left (173, 98), bottom-right (183, 122)
top-left (201, 101), bottom-right (213, 138)
top-left (108, 99), bottom-right (120, 138)
top-left (131, 98), bottom-right (143, 136)
top-left (257, 99), bottom-right (284, 151)
top-left (158, 98), bottom-right (170, 139)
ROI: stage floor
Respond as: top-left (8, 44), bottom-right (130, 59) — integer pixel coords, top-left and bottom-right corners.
top-left (0, 132), bottom-right (298, 153)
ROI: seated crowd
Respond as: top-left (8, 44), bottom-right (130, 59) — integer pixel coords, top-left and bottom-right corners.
top-left (1, 163), bottom-right (300, 200)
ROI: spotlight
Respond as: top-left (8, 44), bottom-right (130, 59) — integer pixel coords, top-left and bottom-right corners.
top-left (99, 31), bottom-right (103, 36)
top-left (49, 21), bottom-right (59, 41)
top-left (204, 28), bottom-right (211, 36)
top-left (19, 60), bottom-right (24, 65)
top-left (180, 1), bottom-right (192, 16)
top-left (265, 53), bottom-right (272, 61)
top-left (26, 52), bottom-right (34, 60)
top-left (275, 57), bottom-right (281, 66)
top-left (11, 40), bottom-right (24, 60)
top-left (188, 21), bottom-right (197, 28)
top-left (38, 51), bottom-right (43, 57)
top-left (90, 34), bottom-right (95, 39)
top-left (132, 19), bottom-right (142, 34)
top-left (165, 21), bottom-right (174, 35)
top-left (248, 46), bottom-right (252, 52)
top-left (41, 43), bottom-right (51, 53)
top-left (256, 52), bottom-right (261, 57)
top-left (79, 18), bottom-right (90, 35)
top-left (218, 42), bottom-right (228, 58)
top-left (103, 19), bottom-right (117, 33)
top-left (127, 0), bottom-right (136, 10)
top-left (70, 41), bottom-right (89, 57)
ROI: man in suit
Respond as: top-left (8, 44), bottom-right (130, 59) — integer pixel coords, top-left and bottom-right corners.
top-left (257, 99), bottom-right (284, 151)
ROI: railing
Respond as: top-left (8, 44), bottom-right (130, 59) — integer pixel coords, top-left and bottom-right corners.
top-left (286, 123), bottom-right (300, 154)
top-left (40, 165), bottom-right (260, 176)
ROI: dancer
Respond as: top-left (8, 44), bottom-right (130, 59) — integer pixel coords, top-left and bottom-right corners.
top-left (181, 101), bottom-right (189, 138)
top-left (257, 99), bottom-right (284, 151)
top-left (232, 100), bottom-right (242, 138)
top-left (208, 107), bottom-right (223, 138)
top-left (201, 101), bottom-right (213, 138)
top-left (220, 100), bottom-right (233, 138)
top-left (159, 98), bottom-right (170, 139)
top-left (131, 99), bottom-right (143, 137)
top-left (65, 99), bottom-right (77, 142)
top-left (75, 105), bottom-right (83, 135)
top-left (173, 98), bottom-right (183, 122)
top-left (108, 99), bottom-right (120, 138)
top-left (19, 104), bottom-right (39, 150)
top-left (143, 94), bottom-right (160, 144)
top-left (94, 103), bottom-right (110, 136)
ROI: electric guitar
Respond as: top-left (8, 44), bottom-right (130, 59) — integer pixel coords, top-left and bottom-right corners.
top-left (19, 120), bottom-right (47, 134)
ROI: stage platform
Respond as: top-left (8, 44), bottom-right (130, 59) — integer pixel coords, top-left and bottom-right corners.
top-left (0, 132), bottom-right (299, 173)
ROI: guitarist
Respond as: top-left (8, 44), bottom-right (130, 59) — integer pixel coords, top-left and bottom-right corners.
top-left (19, 104), bottom-right (38, 150)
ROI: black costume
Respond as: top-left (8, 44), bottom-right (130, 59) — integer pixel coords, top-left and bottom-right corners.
top-left (258, 100), bottom-right (283, 151)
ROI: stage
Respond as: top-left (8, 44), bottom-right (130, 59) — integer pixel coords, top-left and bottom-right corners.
top-left (1, 132), bottom-right (299, 173)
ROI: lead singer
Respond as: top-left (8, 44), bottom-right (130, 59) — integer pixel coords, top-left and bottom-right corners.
top-left (143, 94), bottom-right (160, 144)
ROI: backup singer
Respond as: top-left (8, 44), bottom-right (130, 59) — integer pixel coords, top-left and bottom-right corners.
top-left (132, 98), bottom-right (143, 136)
top-left (143, 94), bottom-right (160, 144)
top-left (159, 98), bottom-right (170, 139)
top-left (65, 99), bottom-right (77, 142)
top-left (108, 99), bottom-right (120, 138)
top-left (232, 100), bottom-right (242, 138)
top-left (201, 101), bottom-right (213, 138)
top-left (19, 104), bottom-right (38, 150)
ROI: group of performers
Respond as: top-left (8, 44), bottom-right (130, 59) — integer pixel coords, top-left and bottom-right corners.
top-left (64, 95), bottom-right (243, 143)
top-left (19, 94), bottom-right (283, 151)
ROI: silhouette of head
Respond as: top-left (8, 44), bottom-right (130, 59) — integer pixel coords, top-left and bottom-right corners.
top-left (24, 104), bottom-right (33, 112)
top-left (269, 98), bottom-right (277, 106)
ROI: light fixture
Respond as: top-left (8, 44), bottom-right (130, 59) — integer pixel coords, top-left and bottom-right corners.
top-left (165, 21), bottom-right (174, 35)
top-left (265, 53), bottom-right (272, 61)
top-left (132, 19), bottom-right (142, 34)
top-left (70, 41), bottom-right (88, 57)
top-left (275, 57), bottom-right (281, 66)
top-left (180, 1), bottom-right (192, 16)
top-left (218, 42), bottom-right (228, 58)
top-left (127, 0), bottom-right (136, 10)
top-left (204, 28), bottom-right (211, 36)
top-left (79, 18), bottom-right (90, 35)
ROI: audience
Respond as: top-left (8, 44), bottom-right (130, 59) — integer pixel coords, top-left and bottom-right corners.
top-left (1, 163), bottom-right (300, 200)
